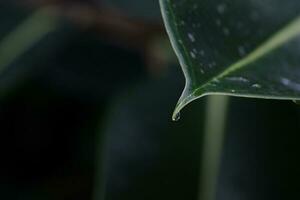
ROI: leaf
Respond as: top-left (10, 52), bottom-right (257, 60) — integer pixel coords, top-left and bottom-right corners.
top-left (159, 0), bottom-right (300, 120)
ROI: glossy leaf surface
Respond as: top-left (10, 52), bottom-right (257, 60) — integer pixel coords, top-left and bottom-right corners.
top-left (160, 0), bottom-right (300, 119)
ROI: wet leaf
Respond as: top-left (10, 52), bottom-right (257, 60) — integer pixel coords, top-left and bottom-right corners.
top-left (160, 0), bottom-right (300, 120)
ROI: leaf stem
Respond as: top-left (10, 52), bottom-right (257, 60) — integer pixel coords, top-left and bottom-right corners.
top-left (198, 95), bottom-right (230, 200)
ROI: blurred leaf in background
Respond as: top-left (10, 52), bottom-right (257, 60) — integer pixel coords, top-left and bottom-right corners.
top-left (98, 67), bottom-right (205, 200)
top-left (0, 1), bottom-right (147, 199)
top-left (0, 1), bottom-right (206, 200)
top-left (0, 3), bottom-right (72, 95)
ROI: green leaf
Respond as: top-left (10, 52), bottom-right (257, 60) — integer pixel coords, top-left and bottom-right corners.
top-left (160, 0), bottom-right (300, 120)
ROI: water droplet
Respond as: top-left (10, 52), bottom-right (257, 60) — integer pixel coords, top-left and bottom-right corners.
top-left (200, 69), bottom-right (205, 74)
top-left (238, 46), bottom-right (246, 57)
top-left (226, 77), bottom-right (249, 83)
top-left (190, 51), bottom-right (196, 59)
top-left (199, 50), bottom-right (205, 56)
top-left (223, 27), bottom-right (230, 36)
top-left (280, 77), bottom-right (300, 91)
top-left (173, 112), bottom-right (181, 121)
top-left (217, 3), bottom-right (227, 14)
top-left (215, 19), bottom-right (221, 26)
top-left (281, 77), bottom-right (290, 86)
top-left (213, 78), bottom-right (220, 83)
top-left (188, 33), bottom-right (196, 42)
top-left (231, 89), bottom-right (236, 93)
top-left (252, 84), bottom-right (261, 88)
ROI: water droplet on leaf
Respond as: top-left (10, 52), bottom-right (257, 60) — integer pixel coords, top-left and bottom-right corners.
top-left (217, 3), bottom-right (227, 14)
top-left (252, 84), bottom-right (261, 88)
top-left (190, 51), bottom-right (196, 58)
top-left (223, 27), bottom-right (230, 36)
top-left (188, 33), bottom-right (196, 42)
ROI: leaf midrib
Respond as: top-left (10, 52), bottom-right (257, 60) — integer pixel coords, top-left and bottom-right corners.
top-left (192, 14), bottom-right (300, 96)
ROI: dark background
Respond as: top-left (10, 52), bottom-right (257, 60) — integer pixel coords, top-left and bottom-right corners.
top-left (0, 1), bottom-right (299, 200)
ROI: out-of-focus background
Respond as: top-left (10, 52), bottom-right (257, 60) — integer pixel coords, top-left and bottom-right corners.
top-left (0, 1), bottom-right (300, 200)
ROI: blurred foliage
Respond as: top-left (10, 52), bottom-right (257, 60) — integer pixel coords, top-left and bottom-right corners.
top-left (0, 2), bottom-right (203, 200)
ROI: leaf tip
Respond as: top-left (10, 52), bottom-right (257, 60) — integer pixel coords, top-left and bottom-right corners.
top-left (172, 89), bottom-right (203, 121)
top-left (172, 99), bottom-right (186, 121)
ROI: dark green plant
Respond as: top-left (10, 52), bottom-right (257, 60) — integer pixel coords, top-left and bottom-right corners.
top-left (160, 0), bottom-right (300, 120)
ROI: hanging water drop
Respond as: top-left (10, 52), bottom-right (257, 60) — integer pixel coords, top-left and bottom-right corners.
top-left (173, 112), bottom-right (181, 121)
